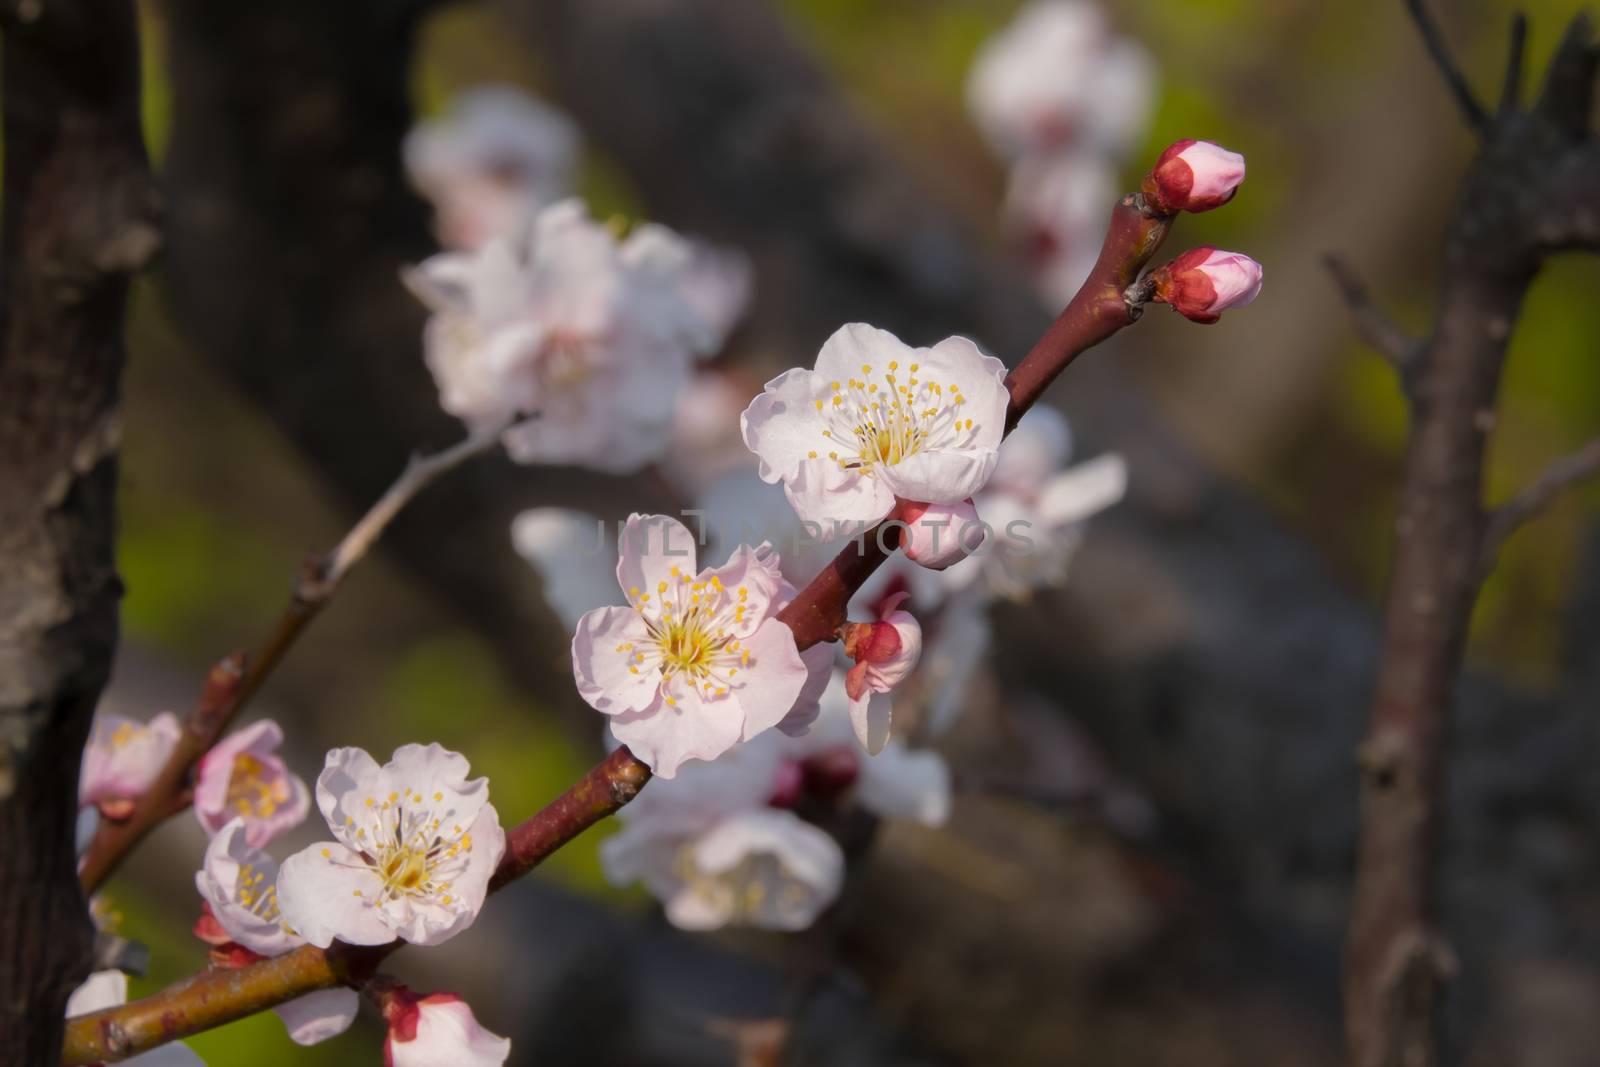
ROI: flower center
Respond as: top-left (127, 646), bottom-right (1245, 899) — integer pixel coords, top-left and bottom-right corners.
top-left (341, 787), bottom-right (475, 909)
top-left (227, 753), bottom-right (289, 820)
top-left (675, 847), bottom-right (816, 926)
top-left (810, 360), bottom-right (979, 474)
top-left (235, 861), bottom-right (281, 923)
top-left (619, 567), bottom-right (755, 704)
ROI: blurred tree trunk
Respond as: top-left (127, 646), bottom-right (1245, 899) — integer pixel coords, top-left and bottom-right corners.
top-left (0, 1), bottom-right (156, 1059)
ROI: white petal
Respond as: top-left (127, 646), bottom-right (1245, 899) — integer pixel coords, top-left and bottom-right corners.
top-left (571, 606), bottom-right (659, 714)
top-left (274, 988), bottom-right (359, 1046)
top-left (849, 690), bottom-right (894, 755)
top-left (1036, 453), bottom-right (1127, 526)
top-left (732, 619), bottom-right (811, 741)
top-left (857, 747), bottom-right (952, 827)
top-left (782, 457), bottom-right (897, 528)
top-left (314, 747), bottom-right (384, 849)
top-left (615, 513), bottom-right (700, 604)
top-left (608, 687), bottom-right (742, 779)
top-left (739, 366), bottom-right (825, 483)
top-left (275, 842), bottom-right (394, 949)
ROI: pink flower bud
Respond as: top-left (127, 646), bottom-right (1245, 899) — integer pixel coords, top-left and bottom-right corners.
top-left (1151, 248), bottom-right (1263, 324)
top-left (841, 593), bottom-right (922, 754)
top-left (900, 499), bottom-right (981, 571)
top-left (767, 760), bottom-right (805, 809)
top-left (383, 989), bottom-right (511, 1067)
top-left (1141, 140), bottom-right (1246, 215)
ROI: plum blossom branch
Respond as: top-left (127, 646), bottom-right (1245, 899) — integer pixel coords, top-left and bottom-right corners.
top-left (62, 746), bottom-right (650, 1064)
top-left (1479, 434), bottom-right (1600, 578)
top-left (62, 144), bottom-right (1244, 1061)
top-left (76, 421), bottom-right (511, 893)
top-left (1404, 0), bottom-right (1490, 133)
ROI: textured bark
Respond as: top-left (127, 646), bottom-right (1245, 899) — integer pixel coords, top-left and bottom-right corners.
top-left (0, 1), bottom-right (156, 1060)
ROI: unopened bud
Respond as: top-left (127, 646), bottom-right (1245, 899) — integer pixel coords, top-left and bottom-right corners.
top-left (900, 499), bottom-right (980, 571)
top-left (1150, 247), bottom-right (1263, 324)
top-left (1141, 140), bottom-right (1246, 215)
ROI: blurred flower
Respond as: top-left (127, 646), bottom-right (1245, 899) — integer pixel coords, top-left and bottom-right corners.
top-left (900, 498), bottom-right (980, 571)
top-left (602, 740), bottom-right (843, 931)
top-left (966, 1), bottom-right (1157, 162)
top-left (943, 406), bottom-right (1127, 601)
top-left (915, 589), bottom-right (993, 739)
top-left (1151, 247), bottom-right (1265, 324)
top-left (511, 508), bottom-right (620, 629)
top-left (193, 720), bottom-right (310, 848)
top-left (842, 593), bottom-right (923, 754)
top-left (571, 514), bottom-right (809, 777)
top-left (277, 744), bottom-right (504, 949)
top-left (1142, 139), bottom-right (1247, 215)
top-left (1003, 152), bottom-right (1118, 307)
top-left (666, 371), bottom-right (758, 496)
top-left (740, 323), bottom-right (1009, 528)
top-left (193, 818), bottom-right (360, 1046)
top-left (623, 225), bottom-right (753, 354)
top-left (67, 971), bottom-right (205, 1065)
top-left (404, 85), bottom-right (578, 252)
top-left (79, 711), bottom-right (180, 816)
top-left (382, 990), bottom-right (512, 1067)
top-left (406, 199), bottom-right (720, 473)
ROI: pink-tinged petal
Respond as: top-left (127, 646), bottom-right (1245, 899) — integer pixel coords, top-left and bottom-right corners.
top-left (782, 456), bottom-right (897, 528)
top-left (849, 690), bottom-right (894, 755)
top-left (702, 543), bottom-right (787, 637)
top-left (195, 720), bottom-right (283, 818)
top-left (79, 711), bottom-right (182, 807)
top-left (194, 818), bottom-right (301, 957)
top-left (381, 743), bottom-right (481, 802)
top-left (276, 841), bottom-right (394, 949)
top-left (389, 996), bottom-right (512, 1067)
top-left (314, 746), bottom-right (384, 850)
top-left (388, 803), bottom-right (505, 948)
top-left (571, 606), bottom-right (659, 714)
top-left (274, 988), bottom-right (359, 1046)
top-left (777, 642), bottom-right (836, 737)
top-left (856, 748), bottom-right (952, 827)
top-left (689, 808), bottom-right (844, 931)
top-left (880, 447), bottom-right (998, 506)
top-left (615, 513), bottom-right (700, 604)
top-left (732, 619), bottom-right (810, 741)
top-left (900, 499), bottom-right (980, 571)
top-left (609, 687), bottom-right (742, 779)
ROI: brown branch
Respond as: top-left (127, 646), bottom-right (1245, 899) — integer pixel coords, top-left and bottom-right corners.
top-left (1479, 435), bottom-right (1600, 577)
top-left (1324, 254), bottom-right (1420, 377)
top-left (1405, 0), bottom-right (1490, 132)
top-left (1344, 13), bottom-right (1600, 1067)
top-left (0, 1), bottom-right (157, 1061)
top-left (77, 424), bottom-right (508, 893)
top-left (1501, 13), bottom-right (1528, 113)
top-left (62, 174), bottom-right (1189, 1064)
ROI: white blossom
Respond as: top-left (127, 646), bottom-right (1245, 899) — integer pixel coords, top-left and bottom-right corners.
top-left (276, 744), bottom-right (504, 949)
top-left (79, 711), bottom-right (180, 813)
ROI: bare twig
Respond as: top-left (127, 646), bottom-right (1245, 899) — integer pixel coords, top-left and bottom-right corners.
top-left (1501, 13), bottom-right (1529, 113)
top-left (1404, 0), bottom-right (1490, 132)
top-left (1324, 254), bottom-right (1420, 377)
top-left (63, 173), bottom-right (1190, 1064)
top-left (1479, 435), bottom-right (1600, 577)
top-left (76, 422), bottom-right (510, 893)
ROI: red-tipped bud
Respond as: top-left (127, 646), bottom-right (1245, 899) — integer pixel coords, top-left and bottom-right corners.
top-left (900, 499), bottom-right (980, 571)
top-left (1150, 247), bottom-right (1263, 324)
top-left (1141, 140), bottom-right (1246, 215)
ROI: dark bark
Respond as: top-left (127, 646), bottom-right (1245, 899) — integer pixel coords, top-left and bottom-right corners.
top-left (0, 1), bottom-right (156, 1060)
top-left (1344, 16), bottom-right (1600, 1067)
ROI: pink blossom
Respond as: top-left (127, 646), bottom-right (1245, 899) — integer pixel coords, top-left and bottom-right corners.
top-left (383, 990), bottom-right (511, 1067)
top-left (1152, 247), bottom-right (1264, 324)
top-left (842, 595), bottom-right (923, 754)
top-left (571, 515), bottom-right (809, 777)
top-left (79, 711), bottom-right (181, 813)
top-left (1142, 139), bottom-right (1247, 215)
top-left (900, 499), bottom-right (981, 571)
top-left (193, 720), bottom-right (310, 847)
top-left (276, 744), bottom-right (505, 949)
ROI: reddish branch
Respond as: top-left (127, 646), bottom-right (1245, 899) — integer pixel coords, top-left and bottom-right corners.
top-left (77, 425), bottom-right (508, 893)
top-left (62, 187), bottom-right (1179, 1062)
top-left (1341, 12), bottom-right (1600, 1067)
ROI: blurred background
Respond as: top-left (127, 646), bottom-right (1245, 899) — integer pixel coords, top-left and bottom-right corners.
top-left (99, 0), bottom-right (1600, 1063)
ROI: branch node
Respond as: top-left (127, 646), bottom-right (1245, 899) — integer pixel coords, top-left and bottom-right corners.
top-left (1324, 254), bottom-right (1422, 382)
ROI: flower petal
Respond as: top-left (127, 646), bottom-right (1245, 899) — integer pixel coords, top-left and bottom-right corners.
top-left (848, 689), bottom-right (894, 755)
top-left (276, 841), bottom-right (394, 949)
top-left (732, 619), bottom-right (810, 741)
top-left (274, 988), bottom-right (359, 1046)
top-left (608, 687), bottom-right (741, 779)
top-left (571, 606), bottom-right (659, 714)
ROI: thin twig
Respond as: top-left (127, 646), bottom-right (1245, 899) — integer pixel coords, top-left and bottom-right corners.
top-left (76, 421), bottom-right (510, 893)
top-left (1479, 435), bottom-right (1600, 577)
top-left (1501, 13), bottom-right (1528, 113)
top-left (1325, 253), bottom-right (1420, 377)
top-left (63, 185), bottom-right (1185, 1063)
top-left (1405, 0), bottom-right (1490, 132)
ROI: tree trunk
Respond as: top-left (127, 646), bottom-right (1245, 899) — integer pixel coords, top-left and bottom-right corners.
top-left (0, 1), bottom-right (156, 1059)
